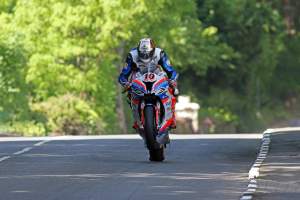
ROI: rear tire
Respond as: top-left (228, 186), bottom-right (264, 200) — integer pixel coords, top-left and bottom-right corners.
top-left (144, 106), bottom-right (164, 162)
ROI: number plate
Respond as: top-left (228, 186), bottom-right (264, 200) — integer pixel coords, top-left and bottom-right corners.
top-left (143, 73), bottom-right (156, 82)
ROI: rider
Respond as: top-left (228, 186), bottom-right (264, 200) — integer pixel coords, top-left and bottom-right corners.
top-left (118, 38), bottom-right (178, 131)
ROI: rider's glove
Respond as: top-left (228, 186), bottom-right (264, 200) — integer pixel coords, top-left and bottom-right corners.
top-left (169, 80), bottom-right (177, 88)
top-left (173, 88), bottom-right (179, 96)
top-left (169, 80), bottom-right (179, 96)
top-left (123, 82), bottom-right (131, 91)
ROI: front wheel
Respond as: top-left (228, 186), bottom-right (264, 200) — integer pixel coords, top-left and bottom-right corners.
top-left (149, 148), bottom-right (164, 162)
top-left (144, 106), bottom-right (164, 162)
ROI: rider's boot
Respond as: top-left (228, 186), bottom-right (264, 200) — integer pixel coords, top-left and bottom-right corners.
top-left (170, 94), bottom-right (177, 129)
top-left (170, 115), bottom-right (176, 129)
top-left (132, 121), bottom-right (139, 130)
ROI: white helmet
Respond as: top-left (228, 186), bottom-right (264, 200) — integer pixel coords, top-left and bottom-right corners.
top-left (137, 38), bottom-right (155, 63)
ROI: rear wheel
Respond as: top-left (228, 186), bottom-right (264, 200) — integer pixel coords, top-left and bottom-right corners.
top-left (144, 106), bottom-right (164, 162)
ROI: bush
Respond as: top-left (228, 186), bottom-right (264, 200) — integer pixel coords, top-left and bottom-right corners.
top-left (199, 107), bottom-right (238, 133)
top-left (32, 94), bottom-right (104, 135)
top-left (0, 121), bottom-right (46, 136)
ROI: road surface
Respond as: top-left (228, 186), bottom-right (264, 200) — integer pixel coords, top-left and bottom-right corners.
top-left (0, 134), bottom-right (261, 200)
top-left (256, 131), bottom-right (300, 200)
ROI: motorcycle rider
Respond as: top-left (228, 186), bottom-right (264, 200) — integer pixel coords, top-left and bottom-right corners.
top-left (118, 38), bottom-right (179, 132)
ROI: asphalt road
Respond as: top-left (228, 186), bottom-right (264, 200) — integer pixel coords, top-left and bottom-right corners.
top-left (256, 131), bottom-right (300, 200)
top-left (0, 134), bottom-right (261, 200)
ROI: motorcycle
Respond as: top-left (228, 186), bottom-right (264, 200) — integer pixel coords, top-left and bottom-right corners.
top-left (127, 69), bottom-right (174, 161)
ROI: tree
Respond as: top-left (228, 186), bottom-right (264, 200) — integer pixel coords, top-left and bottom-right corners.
top-left (196, 0), bottom-right (285, 131)
top-left (9, 0), bottom-right (232, 133)
top-left (0, 12), bottom-right (29, 122)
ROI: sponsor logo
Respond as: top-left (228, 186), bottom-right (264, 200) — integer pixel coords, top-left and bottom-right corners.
top-left (167, 60), bottom-right (171, 66)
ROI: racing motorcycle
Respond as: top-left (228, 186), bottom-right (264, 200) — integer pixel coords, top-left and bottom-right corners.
top-left (127, 69), bottom-right (174, 161)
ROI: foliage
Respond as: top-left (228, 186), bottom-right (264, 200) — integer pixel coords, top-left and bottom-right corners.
top-left (193, 0), bottom-right (287, 132)
top-left (0, 0), bottom-right (299, 135)
top-left (200, 107), bottom-right (238, 124)
top-left (0, 0), bottom-right (17, 13)
top-left (271, 35), bottom-right (300, 98)
top-left (32, 94), bottom-right (103, 135)
top-left (0, 13), bottom-right (30, 122)
top-left (0, 121), bottom-right (46, 136)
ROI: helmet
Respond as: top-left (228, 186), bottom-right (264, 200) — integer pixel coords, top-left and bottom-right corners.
top-left (137, 38), bottom-right (155, 63)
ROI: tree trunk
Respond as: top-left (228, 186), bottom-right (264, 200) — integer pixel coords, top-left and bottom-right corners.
top-left (115, 42), bottom-right (128, 134)
top-left (282, 0), bottom-right (295, 35)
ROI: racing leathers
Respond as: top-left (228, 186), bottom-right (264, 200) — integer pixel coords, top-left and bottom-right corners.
top-left (118, 47), bottom-right (178, 130)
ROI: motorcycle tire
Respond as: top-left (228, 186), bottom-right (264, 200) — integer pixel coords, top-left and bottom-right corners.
top-left (144, 106), bottom-right (164, 162)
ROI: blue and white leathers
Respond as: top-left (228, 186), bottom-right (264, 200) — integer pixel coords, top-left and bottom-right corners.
top-left (118, 48), bottom-right (178, 86)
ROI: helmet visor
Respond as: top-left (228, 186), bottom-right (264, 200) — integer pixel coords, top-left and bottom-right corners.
top-left (139, 51), bottom-right (151, 60)
top-left (138, 39), bottom-right (153, 60)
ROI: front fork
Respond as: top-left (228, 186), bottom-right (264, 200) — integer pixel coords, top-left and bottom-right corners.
top-left (140, 100), bottom-right (169, 145)
top-left (131, 98), bottom-right (158, 130)
top-left (140, 101), bottom-right (145, 128)
top-left (145, 101), bottom-right (170, 146)
top-left (140, 100), bottom-right (160, 131)
top-left (155, 101), bottom-right (161, 129)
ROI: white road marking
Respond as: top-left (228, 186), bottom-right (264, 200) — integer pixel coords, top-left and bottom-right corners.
top-left (247, 188), bottom-right (256, 192)
top-left (250, 179), bottom-right (257, 184)
top-left (0, 156), bottom-right (10, 162)
top-left (240, 195), bottom-right (253, 200)
top-left (248, 184), bottom-right (257, 188)
top-left (264, 127), bottom-right (300, 134)
top-left (240, 127), bottom-right (300, 199)
top-left (13, 147), bottom-right (33, 155)
top-left (260, 149), bottom-right (269, 152)
top-left (34, 140), bottom-right (49, 146)
top-left (249, 167), bottom-right (260, 178)
top-left (257, 156), bottom-right (266, 159)
top-left (241, 129), bottom-right (273, 200)
top-left (0, 140), bottom-right (49, 163)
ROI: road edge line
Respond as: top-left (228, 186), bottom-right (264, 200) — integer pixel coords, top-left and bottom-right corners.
top-left (240, 129), bottom-right (272, 200)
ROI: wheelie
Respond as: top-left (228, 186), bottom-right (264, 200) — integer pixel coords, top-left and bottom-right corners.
top-left (118, 38), bottom-right (179, 161)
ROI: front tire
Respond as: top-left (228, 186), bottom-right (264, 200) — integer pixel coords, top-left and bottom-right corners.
top-left (144, 106), bottom-right (164, 162)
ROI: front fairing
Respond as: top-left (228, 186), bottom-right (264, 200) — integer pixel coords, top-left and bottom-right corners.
top-left (131, 79), bottom-right (146, 96)
top-left (151, 78), bottom-right (169, 97)
top-left (130, 71), bottom-right (173, 134)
